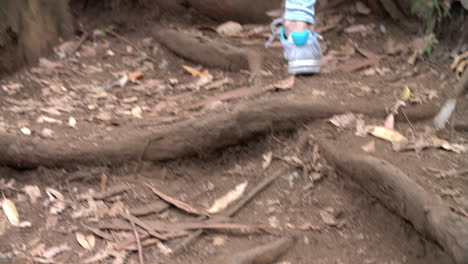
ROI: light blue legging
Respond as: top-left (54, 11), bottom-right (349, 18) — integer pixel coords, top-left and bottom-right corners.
top-left (284, 0), bottom-right (316, 24)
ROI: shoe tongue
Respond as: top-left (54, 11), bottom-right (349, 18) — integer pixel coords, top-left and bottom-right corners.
top-left (290, 30), bottom-right (310, 46)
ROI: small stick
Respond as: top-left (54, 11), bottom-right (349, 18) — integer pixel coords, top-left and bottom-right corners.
top-left (172, 167), bottom-right (287, 254)
top-left (104, 29), bottom-right (158, 64)
top-left (70, 32), bottom-right (90, 55)
top-left (131, 220), bottom-right (144, 264)
top-left (401, 109), bottom-right (417, 132)
top-left (120, 211), bottom-right (167, 240)
top-left (89, 184), bottom-right (129, 200)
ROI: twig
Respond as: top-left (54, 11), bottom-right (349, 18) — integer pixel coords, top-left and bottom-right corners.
top-left (86, 184), bottom-right (129, 200)
top-left (146, 184), bottom-right (204, 216)
top-left (130, 220), bottom-right (144, 264)
top-left (172, 167), bottom-right (287, 254)
top-left (104, 29), bottom-right (159, 64)
top-left (70, 32), bottom-right (90, 55)
top-left (401, 109), bottom-right (417, 132)
top-left (120, 211), bottom-right (167, 240)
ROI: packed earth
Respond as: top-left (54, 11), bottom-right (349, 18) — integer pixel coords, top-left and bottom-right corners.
top-left (0, 1), bottom-right (467, 264)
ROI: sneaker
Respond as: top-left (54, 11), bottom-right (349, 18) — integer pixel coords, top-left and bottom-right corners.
top-left (266, 18), bottom-right (322, 75)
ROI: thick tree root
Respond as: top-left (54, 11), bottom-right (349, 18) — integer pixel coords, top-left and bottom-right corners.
top-left (152, 25), bottom-right (262, 74)
top-left (0, 97), bottom-right (437, 169)
top-left (208, 237), bottom-right (295, 264)
top-left (318, 140), bottom-right (468, 264)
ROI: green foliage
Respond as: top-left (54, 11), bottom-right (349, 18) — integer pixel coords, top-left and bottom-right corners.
top-left (411, 0), bottom-right (450, 33)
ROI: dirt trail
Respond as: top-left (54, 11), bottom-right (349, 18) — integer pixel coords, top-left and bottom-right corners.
top-left (0, 2), bottom-right (467, 264)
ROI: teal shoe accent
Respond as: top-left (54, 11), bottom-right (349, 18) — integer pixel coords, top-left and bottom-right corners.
top-left (291, 29), bottom-right (310, 46)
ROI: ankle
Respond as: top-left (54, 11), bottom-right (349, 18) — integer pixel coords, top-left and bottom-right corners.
top-left (284, 20), bottom-right (314, 36)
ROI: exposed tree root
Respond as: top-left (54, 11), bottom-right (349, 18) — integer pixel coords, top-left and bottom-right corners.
top-left (152, 25), bottom-right (262, 75)
top-left (208, 237), bottom-right (295, 264)
top-left (318, 139), bottom-right (468, 264)
top-left (0, 97), bottom-right (437, 169)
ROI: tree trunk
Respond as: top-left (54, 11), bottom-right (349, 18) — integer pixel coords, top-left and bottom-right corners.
top-left (0, 0), bottom-right (73, 75)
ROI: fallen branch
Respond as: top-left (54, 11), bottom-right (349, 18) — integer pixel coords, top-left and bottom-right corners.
top-left (129, 201), bottom-right (169, 217)
top-left (130, 218), bottom-right (144, 264)
top-left (172, 167), bottom-right (288, 254)
top-left (120, 211), bottom-right (168, 240)
top-left (146, 184), bottom-right (204, 216)
top-left (0, 97), bottom-right (437, 169)
top-left (318, 140), bottom-right (468, 264)
top-left (208, 237), bottom-right (295, 264)
top-left (89, 184), bottom-right (129, 200)
top-left (99, 218), bottom-right (258, 234)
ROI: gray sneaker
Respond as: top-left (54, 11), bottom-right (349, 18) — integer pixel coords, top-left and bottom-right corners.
top-left (266, 18), bottom-right (322, 75)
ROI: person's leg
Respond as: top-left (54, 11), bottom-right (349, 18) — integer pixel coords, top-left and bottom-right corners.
top-left (269, 0), bottom-right (321, 75)
top-left (283, 0), bottom-right (316, 36)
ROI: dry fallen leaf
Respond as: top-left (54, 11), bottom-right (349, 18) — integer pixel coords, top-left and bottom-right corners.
top-left (207, 182), bottom-right (248, 214)
top-left (45, 187), bottom-right (65, 201)
top-left (37, 115), bottom-right (63, 125)
top-left (355, 1), bottom-right (371, 15)
top-left (157, 242), bottom-right (172, 256)
top-left (30, 243), bottom-right (46, 257)
top-left (216, 21), bottom-right (243, 36)
top-left (319, 210), bottom-right (337, 226)
top-left (41, 128), bottom-right (55, 139)
top-left (2, 198), bottom-right (31, 228)
top-left (76, 233), bottom-right (96, 250)
top-left (43, 244), bottom-right (71, 259)
top-left (370, 126), bottom-right (408, 151)
top-left (273, 76), bottom-right (295, 90)
top-left (212, 236), bottom-right (226, 246)
top-left (2, 199), bottom-right (19, 226)
top-left (23, 185), bottom-right (42, 203)
top-left (39, 58), bottom-right (63, 69)
top-left (131, 106), bottom-right (143, 119)
top-left (66, 117), bottom-right (76, 128)
top-left (431, 137), bottom-right (468, 153)
top-left (20, 127), bottom-right (32, 136)
top-left (262, 152), bottom-right (273, 169)
top-left (182, 65), bottom-right (204, 77)
top-left (344, 24), bottom-right (370, 34)
top-left (128, 72), bottom-right (144, 83)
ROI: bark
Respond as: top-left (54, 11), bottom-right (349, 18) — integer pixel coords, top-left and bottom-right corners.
top-left (0, 96), bottom-right (437, 169)
top-left (0, 0), bottom-right (73, 75)
top-left (319, 140), bottom-right (468, 264)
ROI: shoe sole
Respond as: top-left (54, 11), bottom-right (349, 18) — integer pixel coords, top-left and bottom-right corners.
top-left (288, 59), bottom-right (320, 75)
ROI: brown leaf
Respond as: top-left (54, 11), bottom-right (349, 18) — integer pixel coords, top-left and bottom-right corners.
top-left (319, 210), bottom-right (337, 226)
top-left (273, 76), bottom-right (295, 90)
top-left (216, 21), bottom-right (243, 36)
top-left (128, 72), bottom-right (144, 83)
top-left (356, 1), bottom-right (371, 15)
top-left (262, 152), bottom-right (273, 169)
top-left (146, 184), bottom-right (204, 216)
